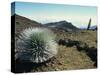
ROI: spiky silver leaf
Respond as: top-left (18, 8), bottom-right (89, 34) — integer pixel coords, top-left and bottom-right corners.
top-left (15, 28), bottom-right (58, 63)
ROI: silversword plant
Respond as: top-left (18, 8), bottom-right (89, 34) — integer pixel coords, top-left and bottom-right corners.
top-left (16, 28), bottom-right (58, 63)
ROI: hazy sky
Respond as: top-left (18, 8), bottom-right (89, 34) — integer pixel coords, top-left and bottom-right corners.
top-left (14, 2), bottom-right (97, 28)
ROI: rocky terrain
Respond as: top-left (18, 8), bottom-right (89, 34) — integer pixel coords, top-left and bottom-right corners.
top-left (12, 14), bottom-right (97, 73)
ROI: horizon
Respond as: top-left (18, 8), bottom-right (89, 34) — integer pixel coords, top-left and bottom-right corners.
top-left (11, 2), bottom-right (97, 28)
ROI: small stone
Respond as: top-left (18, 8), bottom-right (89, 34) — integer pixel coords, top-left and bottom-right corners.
top-left (55, 68), bottom-right (60, 71)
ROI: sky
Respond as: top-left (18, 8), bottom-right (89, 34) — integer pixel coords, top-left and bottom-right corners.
top-left (12, 2), bottom-right (97, 28)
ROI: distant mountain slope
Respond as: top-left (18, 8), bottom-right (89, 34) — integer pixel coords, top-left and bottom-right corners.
top-left (11, 14), bottom-right (43, 33)
top-left (80, 25), bottom-right (97, 30)
top-left (44, 21), bottom-right (79, 32)
top-left (90, 25), bottom-right (97, 30)
top-left (11, 14), bottom-right (79, 33)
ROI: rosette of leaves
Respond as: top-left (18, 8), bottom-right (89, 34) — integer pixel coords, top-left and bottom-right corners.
top-left (15, 28), bottom-right (58, 63)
